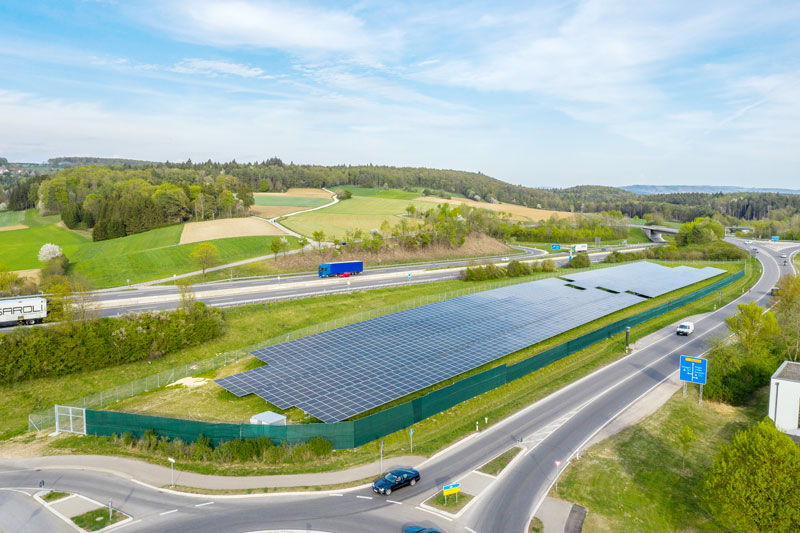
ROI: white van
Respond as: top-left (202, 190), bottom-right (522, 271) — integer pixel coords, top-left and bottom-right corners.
top-left (676, 322), bottom-right (694, 336)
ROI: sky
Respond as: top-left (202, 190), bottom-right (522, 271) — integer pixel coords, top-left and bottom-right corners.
top-left (1, 1), bottom-right (800, 188)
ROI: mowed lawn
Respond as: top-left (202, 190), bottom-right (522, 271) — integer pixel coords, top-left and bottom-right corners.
top-left (71, 234), bottom-right (299, 288)
top-left (282, 196), bottom-right (433, 239)
top-left (64, 224), bottom-right (183, 263)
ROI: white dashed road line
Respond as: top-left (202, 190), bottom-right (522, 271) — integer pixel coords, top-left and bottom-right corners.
top-left (328, 494), bottom-right (343, 497)
top-left (356, 495), bottom-right (372, 500)
top-left (465, 527), bottom-right (479, 533)
top-left (386, 499), bottom-right (402, 505)
top-left (159, 509), bottom-right (178, 516)
top-left (195, 502), bottom-right (214, 507)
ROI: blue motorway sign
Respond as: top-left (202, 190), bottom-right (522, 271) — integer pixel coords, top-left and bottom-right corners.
top-left (680, 356), bottom-right (707, 385)
top-left (772, 235), bottom-right (780, 242)
top-left (551, 244), bottom-right (561, 251)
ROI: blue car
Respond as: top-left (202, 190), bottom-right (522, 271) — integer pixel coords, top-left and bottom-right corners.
top-left (372, 468), bottom-right (420, 495)
top-left (404, 528), bottom-right (442, 533)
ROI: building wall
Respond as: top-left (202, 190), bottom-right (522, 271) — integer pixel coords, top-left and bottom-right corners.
top-left (769, 377), bottom-right (800, 432)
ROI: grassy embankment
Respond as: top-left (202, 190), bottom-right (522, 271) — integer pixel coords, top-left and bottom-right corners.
top-left (22, 259), bottom-right (759, 477)
top-left (553, 387), bottom-right (769, 532)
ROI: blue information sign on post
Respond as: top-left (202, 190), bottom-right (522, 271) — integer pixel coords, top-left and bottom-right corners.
top-left (772, 235), bottom-right (780, 242)
top-left (680, 355), bottom-right (707, 384)
top-left (551, 244), bottom-right (561, 251)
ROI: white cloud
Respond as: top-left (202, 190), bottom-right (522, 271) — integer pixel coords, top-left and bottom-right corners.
top-left (146, 0), bottom-right (374, 53)
top-left (171, 58), bottom-right (265, 78)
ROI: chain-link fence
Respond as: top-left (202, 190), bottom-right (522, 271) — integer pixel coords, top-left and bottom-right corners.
top-left (28, 260), bottom-right (743, 432)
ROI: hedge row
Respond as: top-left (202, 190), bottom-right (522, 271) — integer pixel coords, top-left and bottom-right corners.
top-left (0, 302), bottom-right (224, 383)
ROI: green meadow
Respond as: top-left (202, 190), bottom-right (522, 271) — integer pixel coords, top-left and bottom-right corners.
top-left (253, 195), bottom-right (330, 208)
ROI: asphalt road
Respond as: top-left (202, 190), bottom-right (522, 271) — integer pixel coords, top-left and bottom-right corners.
top-left (1, 239), bottom-right (795, 532)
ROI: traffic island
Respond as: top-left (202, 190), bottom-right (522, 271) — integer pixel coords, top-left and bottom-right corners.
top-left (41, 490), bottom-right (70, 502)
top-left (424, 490), bottom-right (473, 513)
top-left (478, 446), bottom-right (522, 476)
top-left (71, 508), bottom-right (126, 531)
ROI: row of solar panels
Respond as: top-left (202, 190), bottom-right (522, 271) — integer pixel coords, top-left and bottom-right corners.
top-left (216, 262), bottom-right (725, 423)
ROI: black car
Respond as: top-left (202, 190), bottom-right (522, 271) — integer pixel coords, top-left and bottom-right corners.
top-left (372, 468), bottom-right (420, 495)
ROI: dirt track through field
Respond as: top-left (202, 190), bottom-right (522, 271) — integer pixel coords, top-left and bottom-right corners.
top-left (179, 218), bottom-right (286, 244)
top-left (0, 224), bottom-right (27, 232)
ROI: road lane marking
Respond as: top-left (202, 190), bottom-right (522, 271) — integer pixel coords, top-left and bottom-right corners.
top-left (356, 495), bottom-right (372, 499)
top-left (195, 501), bottom-right (214, 507)
top-left (327, 494), bottom-right (343, 497)
top-left (159, 509), bottom-right (178, 516)
top-left (465, 527), bottom-right (479, 533)
top-left (471, 470), bottom-right (496, 479)
top-left (386, 499), bottom-right (402, 504)
top-left (416, 505), bottom-right (454, 521)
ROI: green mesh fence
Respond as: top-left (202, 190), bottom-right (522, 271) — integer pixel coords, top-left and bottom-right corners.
top-left (84, 267), bottom-right (744, 449)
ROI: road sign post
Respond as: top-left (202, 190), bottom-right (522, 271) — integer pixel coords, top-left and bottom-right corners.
top-left (554, 460), bottom-right (562, 492)
top-left (168, 457), bottom-right (175, 487)
top-left (679, 356), bottom-right (707, 405)
top-left (443, 483), bottom-right (461, 505)
top-left (551, 244), bottom-right (561, 251)
top-left (409, 428), bottom-right (413, 454)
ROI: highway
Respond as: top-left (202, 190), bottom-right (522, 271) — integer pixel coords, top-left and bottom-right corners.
top-left (86, 245), bottom-right (665, 317)
top-left (1, 238), bottom-right (796, 532)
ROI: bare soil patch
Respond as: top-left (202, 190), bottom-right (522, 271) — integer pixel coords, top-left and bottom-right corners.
top-left (414, 196), bottom-right (572, 222)
top-left (0, 224), bottom-right (27, 232)
top-left (179, 218), bottom-right (286, 245)
top-left (258, 188), bottom-right (332, 198)
top-left (0, 432), bottom-right (55, 458)
top-left (11, 268), bottom-right (41, 283)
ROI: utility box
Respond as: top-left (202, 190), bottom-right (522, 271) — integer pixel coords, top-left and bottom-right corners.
top-left (769, 361), bottom-right (800, 439)
top-left (250, 411), bottom-right (287, 426)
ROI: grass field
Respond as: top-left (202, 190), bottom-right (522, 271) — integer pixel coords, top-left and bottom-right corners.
top-left (415, 195), bottom-right (572, 223)
top-left (64, 225), bottom-right (183, 263)
top-left (512, 226), bottom-right (653, 249)
top-left (0, 210), bottom-right (25, 227)
top-left (253, 194), bottom-right (330, 208)
top-left (339, 186), bottom-right (420, 200)
top-left (71, 235), bottom-right (299, 287)
top-left (4, 259), bottom-right (758, 476)
top-left (282, 196), bottom-right (432, 239)
top-left (0, 223), bottom-right (92, 270)
top-left (23, 209), bottom-right (61, 227)
top-left (554, 388), bottom-right (768, 532)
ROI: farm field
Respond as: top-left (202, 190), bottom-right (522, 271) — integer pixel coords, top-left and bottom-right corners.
top-left (281, 195), bottom-right (433, 239)
top-left (250, 189), bottom-right (333, 218)
top-left (414, 195), bottom-right (572, 222)
top-left (71, 234), bottom-right (299, 288)
top-left (179, 218), bottom-right (286, 244)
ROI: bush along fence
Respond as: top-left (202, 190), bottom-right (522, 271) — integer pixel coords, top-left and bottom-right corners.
top-left (28, 261), bottom-right (629, 432)
top-left (70, 267), bottom-right (744, 449)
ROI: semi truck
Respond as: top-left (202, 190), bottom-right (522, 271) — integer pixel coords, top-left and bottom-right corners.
top-left (0, 296), bottom-right (48, 326)
top-left (318, 261), bottom-right (364, 278)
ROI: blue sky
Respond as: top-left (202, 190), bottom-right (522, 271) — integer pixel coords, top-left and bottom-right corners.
top-left (2, 1), bottom-right (799, 188)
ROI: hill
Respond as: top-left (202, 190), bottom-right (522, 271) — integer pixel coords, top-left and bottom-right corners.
top-left (48, 156), bottom-right (159, 168)
top-left (623, 184), bottom-right (800, 195)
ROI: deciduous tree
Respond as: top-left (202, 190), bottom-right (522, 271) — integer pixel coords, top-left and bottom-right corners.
top-left (724, 302), bottom-right (780, 356)
top-left (190, 242), bottom-right (220, 278)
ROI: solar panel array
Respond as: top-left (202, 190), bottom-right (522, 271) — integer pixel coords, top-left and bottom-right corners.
top-left (216, 262), bottom-right (721, 423)
top-left (560, 262), bottom-right (725, 298)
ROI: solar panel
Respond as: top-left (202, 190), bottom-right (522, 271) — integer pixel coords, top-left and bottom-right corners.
top-left (561, 262), bottom-right (725, 298)
top-left (216, 262), bottom-right (722, 422)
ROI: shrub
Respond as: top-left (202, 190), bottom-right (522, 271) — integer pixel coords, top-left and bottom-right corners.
top-left (566, 253), bottom-right (590, 268)
top-left (307, 436), bottom-right (334, 457)
top-left (0, 302), bottom-right (224, 383)
top-left (541, 259), bottom-right (556, 272)
top-left (37, 243), bottom-right (63, 262)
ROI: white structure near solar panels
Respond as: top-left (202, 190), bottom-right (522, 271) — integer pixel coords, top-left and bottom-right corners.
top-left (769, 361), bottom-right (800, 438)
top-left (250, 411), bottom-right (287, 426)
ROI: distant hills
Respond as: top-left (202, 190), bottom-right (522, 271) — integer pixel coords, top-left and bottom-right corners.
top-left (623, 184), bottom-right (800, 196)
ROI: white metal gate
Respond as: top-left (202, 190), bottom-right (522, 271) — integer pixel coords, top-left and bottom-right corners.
top-left (54, 405), bottom-right (86, 435)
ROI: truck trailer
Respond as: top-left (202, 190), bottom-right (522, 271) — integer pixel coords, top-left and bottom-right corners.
top-left (0, 296), bottom-right (48, 326)
top-left (318, 261), bottom-right (364, 278)
top-left (574, 243), bottom-right (588, 253)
